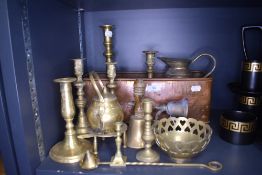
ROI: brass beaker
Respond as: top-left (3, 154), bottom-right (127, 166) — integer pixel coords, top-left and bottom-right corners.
top-left (49, 77), bottom-right (92, 163)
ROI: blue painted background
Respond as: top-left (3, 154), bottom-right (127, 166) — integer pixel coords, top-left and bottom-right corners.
top-left (84, 8), bottom-right (262, 109)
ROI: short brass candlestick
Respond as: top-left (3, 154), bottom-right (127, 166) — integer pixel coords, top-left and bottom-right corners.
top-left (136, 98), bottom-right (160, 163)
top-left (143, 51), bottom-right (158, 78)
top-left (72, 58), bottom-right (89, 135)
top-left (49, 77), bottom-right (92, 163)
top-left (106, 61), bottom-right (117, 94)
top-left (100, 24), bottom-right (113, 63)
top-left (110, 122), bottom-right (127, 167)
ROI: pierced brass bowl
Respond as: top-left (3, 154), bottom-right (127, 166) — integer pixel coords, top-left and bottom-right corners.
top-left (153, 117), bottom-right (212, 163)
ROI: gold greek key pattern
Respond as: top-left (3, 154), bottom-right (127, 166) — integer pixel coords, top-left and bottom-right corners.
top-left (239, 96), bottom-right (261, 106)
top-left (220, 116), bottom-right (255, 133)
top-left (243, 62), bottom-right (262, 72)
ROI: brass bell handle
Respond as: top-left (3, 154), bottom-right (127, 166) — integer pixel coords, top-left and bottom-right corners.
top-left (89, 71), bottom-right (104, 102)
top-left (242, 26), bottom-right (262, 60)
top-left (190, 53), bottom-right (216, 78)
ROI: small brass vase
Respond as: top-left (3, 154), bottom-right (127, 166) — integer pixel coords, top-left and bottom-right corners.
top-left (49, 77), bottom-right (92, 163)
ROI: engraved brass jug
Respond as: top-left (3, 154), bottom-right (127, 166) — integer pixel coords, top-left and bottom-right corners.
top-left (158, 53), bottom-right (216, 78)
top-left (87, 71), bottom-right (124, 133)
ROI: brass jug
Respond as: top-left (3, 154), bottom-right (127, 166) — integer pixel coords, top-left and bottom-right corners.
top-left (158, 53), bottom-right (216, 78)
top-left (87, 71), bottom-right (124, 133)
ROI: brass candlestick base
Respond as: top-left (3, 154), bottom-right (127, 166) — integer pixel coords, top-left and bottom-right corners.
top-left (49, 77), bottom-right (92, 164)
top-left (72, 58), bottom-right (90, 135)
top-left (110, 122), bottom-right (127, 167)
top-left (143, 51), bottom-right (158, 78)
top-left (136, 98), bottom-right (159, 163)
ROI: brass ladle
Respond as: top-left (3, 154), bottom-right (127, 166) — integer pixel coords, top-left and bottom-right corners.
top-left (98, 161), bottom-right (222, 172)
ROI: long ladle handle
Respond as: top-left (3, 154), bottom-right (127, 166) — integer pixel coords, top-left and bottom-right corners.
top-left (190, 53), bottom-right (216, 78)
top-left (242, 26), bottom-right (262, 60)
top-left (89, 71), bottom-right (104, 102)
top-left (98, 161), bottom-right (222, 172)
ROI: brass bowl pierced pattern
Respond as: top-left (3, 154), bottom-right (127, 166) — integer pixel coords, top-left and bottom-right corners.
top-left (153, 117), bottom-right (212, 162)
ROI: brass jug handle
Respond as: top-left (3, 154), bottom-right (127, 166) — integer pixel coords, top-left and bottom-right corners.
top-left (89, 71), bottom-right (104, 102)
top-left (242, 26), bottom-right (262, 60)
top-left (190, 53), bottom-right (216, 78)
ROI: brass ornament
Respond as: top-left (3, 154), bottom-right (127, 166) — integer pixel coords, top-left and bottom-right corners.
top-left (243, 62), bottom-right (262, 72)
top-left (100, 24), bottom-right (113, 63)
top-left (153, 117), bottom-right (212, 163)
top-left (106, 61), bottom-right (117, 94)
top-left (127, 79), bottom-right (146, 149)
top-left (136, 98), bottom-right (160, 163)
top-left (72, 58), bottom-right (90, 135)
top-left (49, 77), bottom-right (92, 163)
top-left (110, 122), bottom-right (127, 167)
top-left (80, 150), bottom-right (98, 170)
top-left (143, 51), bottom-right (158, 78)
top-left (239, 95), bottom-right (261, 106)
top-left (220, 116), bottom-right (256, 133)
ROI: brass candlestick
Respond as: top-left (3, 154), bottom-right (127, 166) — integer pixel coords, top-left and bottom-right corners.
top-left (143, 51), bottom-right (158, 78)
top-left (106, 61), bottom-right (117, 94)
top-left (136, 98), bottom-right (160, 163)
top-left (110, 122), bottom-right (127, 167)
top-left (72, 58), bottom-right (89, 135)
top-left (100, 24), bottom-right (113, 63)
top-left (127, 79), bottom-right (146, 148)
top-left (49, 77), bottom-right (92, 163)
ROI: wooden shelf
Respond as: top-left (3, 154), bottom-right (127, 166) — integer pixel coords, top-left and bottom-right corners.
top-left (59, 0), bottom-right (262, 11)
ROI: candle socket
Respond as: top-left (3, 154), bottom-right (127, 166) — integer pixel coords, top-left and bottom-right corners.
top-left (143, 51), bottom-right (158, 78)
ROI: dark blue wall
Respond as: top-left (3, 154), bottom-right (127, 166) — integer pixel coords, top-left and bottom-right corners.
top-left (84, 8), bottom-right (262, 109)
top-left (28, 0), bottom-right (80, 157)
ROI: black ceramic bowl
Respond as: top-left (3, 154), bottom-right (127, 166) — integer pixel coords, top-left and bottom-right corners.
top-left (219, 110), bottom-right (257, 145)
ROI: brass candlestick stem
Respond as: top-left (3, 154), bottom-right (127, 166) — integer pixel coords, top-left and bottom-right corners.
top-left (49, 77), bottom-right (92, 163)
top-left (106, 61), bottom-right (117, 94)
top-left (143, 51), bottom-right (158, 78)
top-left (136, 98), bottom-right (160, 163)
top-left (110, 122), bottom-right (127, 167)
top-left (72, 59), bottom-right (89, 135)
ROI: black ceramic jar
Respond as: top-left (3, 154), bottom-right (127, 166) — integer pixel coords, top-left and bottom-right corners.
top-left (241, 60), bottom-right (262, 92)
top-left (220, 110), bottom-right (257, 145)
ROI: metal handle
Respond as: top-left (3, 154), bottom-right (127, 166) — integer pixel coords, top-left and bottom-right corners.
top-left (89, 71), bottom-right (104, 102)
top-left (242, 26), bottom-right (262, 60)
top-left (98, 161), bottom-right (223, 172)
top-left (190, 53), bottom-right (216, 78)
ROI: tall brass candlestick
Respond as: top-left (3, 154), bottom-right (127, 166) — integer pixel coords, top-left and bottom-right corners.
top-left (72, 59), bottom-right (89, 135)
top-left (143, 51), bottom-right (158, 78)
top-left (49, 77), bottom-right (92, 163)
top-left (136, 98), bottom-right (160, 163)
top-left (100, 24), bottom-right (113, 63)
top-left (110, 122), bottom-right (127, 167)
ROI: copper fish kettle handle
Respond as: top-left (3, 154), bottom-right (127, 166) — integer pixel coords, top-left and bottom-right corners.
top-left (89, 71), bottom-right (105, 102)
